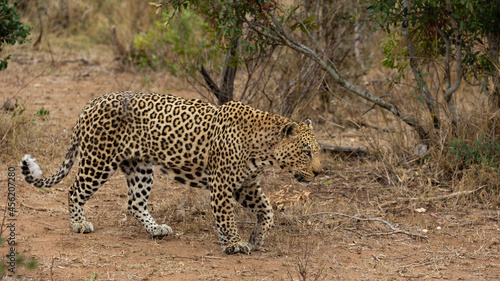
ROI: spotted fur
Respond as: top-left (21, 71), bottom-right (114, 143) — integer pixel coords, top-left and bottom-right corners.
top-left (20, 91), bottom-right (321, 254)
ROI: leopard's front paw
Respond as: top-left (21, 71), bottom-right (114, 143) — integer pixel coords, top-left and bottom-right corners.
top-left (70, 221), bottom-right (94, 234)
top-left (223, 241), bottom-right (251, 255)
top-left (150, 224), bottom-right (173, 237)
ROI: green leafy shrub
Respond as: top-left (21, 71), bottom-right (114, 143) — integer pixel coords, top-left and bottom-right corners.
top-left (450, 134), bottom-right (500, 169)
top-left (0, 0), bottom-right (31, 70)
top-left (131, 8), bottom-right (221, 74)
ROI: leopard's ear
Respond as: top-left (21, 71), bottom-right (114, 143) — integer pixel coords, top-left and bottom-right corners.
top-left (280, 122), bottom-right (298, 140)
top-left (302, 119), bottom-right (313, 129)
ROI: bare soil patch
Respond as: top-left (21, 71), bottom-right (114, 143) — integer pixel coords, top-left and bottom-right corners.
top-left (1, 47), bottom-right (499, 280)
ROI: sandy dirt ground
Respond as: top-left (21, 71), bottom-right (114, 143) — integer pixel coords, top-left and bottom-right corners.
top-left (0, 47), bottom-right (499, 280)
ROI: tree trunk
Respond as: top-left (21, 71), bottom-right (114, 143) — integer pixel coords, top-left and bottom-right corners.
top-left (433, 0), bottom-right (463, 134)
top-left (487, 31), bottom-right (500, 108)
top-left (199, 37), bottom-right (239, 105)
top-left (402, 0), bottom-right (441, 132)
top-left (218, 37), bottom-right (240, 105)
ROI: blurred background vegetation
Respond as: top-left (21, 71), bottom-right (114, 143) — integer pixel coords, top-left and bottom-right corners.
top-left (2, 0), bottom-right (500, 204)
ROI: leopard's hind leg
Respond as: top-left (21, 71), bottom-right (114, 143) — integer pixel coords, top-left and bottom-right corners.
top-left (68, 160), bottom-right (118, 233)
top-left (120, 159), bottom-right (172, 237)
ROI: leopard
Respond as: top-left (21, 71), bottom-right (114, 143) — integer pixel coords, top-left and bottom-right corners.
top-left (20, 91), bottom-right (321, 254)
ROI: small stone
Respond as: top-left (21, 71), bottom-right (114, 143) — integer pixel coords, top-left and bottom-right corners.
top-left (3, 98), bottom-right (15, 111)
top-left (415, 208), bottom-right (427, 213)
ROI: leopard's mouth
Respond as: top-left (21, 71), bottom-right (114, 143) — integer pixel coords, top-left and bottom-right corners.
top-left (294, 170), bottom-right (319, 183)
top-left (294, 174), bottom-right (311, 183)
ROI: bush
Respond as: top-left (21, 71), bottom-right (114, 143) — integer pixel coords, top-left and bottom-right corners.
top-left (131, 9), bottom-right (221, 74)
top-left (0, 0), bottom-right (30, 70)
top-left (450, 134), bottom-right (500, 169)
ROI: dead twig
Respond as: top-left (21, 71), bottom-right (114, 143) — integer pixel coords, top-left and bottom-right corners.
top-left (379, 185), bottom-right (486, 208)
top-left (161, 255), bottom-right (225, 261)
top-left (301, 212), bottom-right (428, 241)
top-left (344, 228), bottom-right (363, 236)
top-left (372, 254), bottom-right (415, 261)
top-left (61, 58), bottom-right (94, 65)
top-left (49, 256), bottom-right (55, 281)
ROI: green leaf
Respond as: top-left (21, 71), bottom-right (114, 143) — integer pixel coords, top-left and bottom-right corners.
top-left (381, 57), bottom-right (394, 68)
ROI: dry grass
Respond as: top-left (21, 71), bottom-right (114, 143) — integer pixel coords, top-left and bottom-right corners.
top-left (18, 0), bottom-right (156, 48)
top-left (0, 110), bottom-right (42, 160)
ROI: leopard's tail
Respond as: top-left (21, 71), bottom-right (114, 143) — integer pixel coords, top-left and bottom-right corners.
top-left (20, 135), bottom-right (79, 188)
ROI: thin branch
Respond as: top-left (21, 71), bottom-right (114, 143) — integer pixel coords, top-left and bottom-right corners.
top-left (199, 66), bottom-right (220, 96)
top-left (442, 0), bottom-right (463, 101)
top-left (246, 19), bottom-right (430, 142)
top-left (241, 44), bottom-right (279, 103)
top-left (362, 95), bottom-right (392, 115)
top-left (300, 212), bottom-right (428, 241)
top-left (372, 254), bottom-right (415, 261)
top-left (379, 185), bottom-right (486, 208)
top-left (436, 25), bottom-right (452, 90)
top-left (165, 255), bottom-right (225, 260)
top-left (402, 0), bottom-right (440, 131)
top-left (441, 0), bottom-right (462, 130)
top-left (354, 9), bottom-right (366, 71)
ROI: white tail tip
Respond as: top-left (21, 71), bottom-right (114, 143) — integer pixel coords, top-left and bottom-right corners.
top-left (22, 154), bottom-right (43, 178)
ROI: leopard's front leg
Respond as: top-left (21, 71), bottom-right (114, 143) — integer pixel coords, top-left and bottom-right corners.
top-left (234, 176), bottom-right (274, 251)
top-left (210, 185), bottom-right (251, 255)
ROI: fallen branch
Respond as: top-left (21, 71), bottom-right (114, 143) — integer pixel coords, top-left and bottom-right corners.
top-left (379, 185), bottom-right (486, 208)
top-left (301, 212), bottom-right (428, 241)
top-left (61, 58), bottom-right (94, 65)
top-left (319, 142), bottom-right (368, 158)
top-left (11, 57), bottom-right (46, 65)
top-left (168, 255), bottom-right (225, 261)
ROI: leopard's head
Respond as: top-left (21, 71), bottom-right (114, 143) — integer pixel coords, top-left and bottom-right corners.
top-left (274, 119), bottom-right (321, 183)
